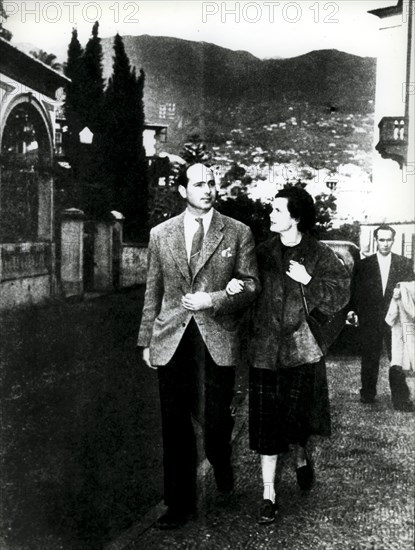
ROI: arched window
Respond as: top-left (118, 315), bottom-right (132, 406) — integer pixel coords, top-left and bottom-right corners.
top-left (0, 101), bottom-right (52, 242)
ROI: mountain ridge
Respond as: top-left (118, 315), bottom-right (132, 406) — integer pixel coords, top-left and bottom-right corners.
top-left (100, 35), bottom-right (376, 146)
top-left (15, 35), bottom-right (376, 150)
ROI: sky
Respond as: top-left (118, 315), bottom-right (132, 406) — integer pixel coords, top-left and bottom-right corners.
top-left (3, 0), bottom-right (396, 61)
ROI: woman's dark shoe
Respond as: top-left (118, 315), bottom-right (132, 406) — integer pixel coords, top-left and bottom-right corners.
top-left (296, 458), bottom-right (314, 491)
top-left (257, 499), bottom-right (278, 524)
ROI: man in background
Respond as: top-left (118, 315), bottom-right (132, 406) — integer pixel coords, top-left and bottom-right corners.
top-left (349, 225), bottom-right (415, 410)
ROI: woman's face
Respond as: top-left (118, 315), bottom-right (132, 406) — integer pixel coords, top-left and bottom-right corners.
top-left (270, 197), bottom-right (298, 234)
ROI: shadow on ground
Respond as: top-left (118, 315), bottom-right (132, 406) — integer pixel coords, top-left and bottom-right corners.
top-left (2, 289), bottom-right (412, 550)
top-left (0, 288), bottom-right (163, 550)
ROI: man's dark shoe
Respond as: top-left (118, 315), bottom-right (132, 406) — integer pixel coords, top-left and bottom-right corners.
top-left (155, 507), bottom-right (195, 530)
top-left (257, 499), bottom-right (278, 524)
top-left (296, 458), bottom-right (314, 491)
top-left (360, 395), bottom-right (376, 404)
top-left (213, 463), bottom-right (234, 494)
top-left (393, 401), bottom-right (414, 412)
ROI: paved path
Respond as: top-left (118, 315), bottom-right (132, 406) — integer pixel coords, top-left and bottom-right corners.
top-left (107, 355), bottom-right (415, 550)
top-left (1, 292), bottom-right (413, 550)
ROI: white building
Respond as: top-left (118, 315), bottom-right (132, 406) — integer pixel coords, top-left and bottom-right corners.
top-left (0, 37), bottom-right (70, 309)
top-left (361, 0), bottom-right (415, 259)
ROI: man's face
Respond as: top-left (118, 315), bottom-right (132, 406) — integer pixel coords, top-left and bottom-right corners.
top-left (179, 164), bottom-right (217, 214)
top-left (376, 229), bottom-right (394, 256)
top-left (270, 197), bottom-right (297, 234)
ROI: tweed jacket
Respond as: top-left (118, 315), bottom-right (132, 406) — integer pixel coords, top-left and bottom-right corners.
top-left (137, 209), bottom-right (260, 366)
top-left (248, 234), bottom-right (350, 370)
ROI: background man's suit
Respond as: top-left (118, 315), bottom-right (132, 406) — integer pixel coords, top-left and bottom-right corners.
top-left (137, 208), bottom-right (259, 513)
top-left (351, 253), bottom-right (415, 402)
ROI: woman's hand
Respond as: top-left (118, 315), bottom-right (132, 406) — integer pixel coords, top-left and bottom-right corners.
top-left (226, 278), bottom-right (245, 295)
top-left (286, 261), bottom-right (312, 285)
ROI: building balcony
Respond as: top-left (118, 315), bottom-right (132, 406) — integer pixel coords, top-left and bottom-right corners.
top-left (375, 116), bottom-right (408, 168)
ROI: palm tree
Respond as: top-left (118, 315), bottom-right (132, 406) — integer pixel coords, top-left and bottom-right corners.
top-left (29, 49), bottom-right (63, 72)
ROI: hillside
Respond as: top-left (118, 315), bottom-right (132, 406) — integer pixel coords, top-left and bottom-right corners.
top-left (100, 35), bottom-right (376, 149)
top-left (100, 35), bottom-right (375, 222)
top-left (16, 34), bottom-right (375, 213)
top-left (16, 35), bottom-right (376, 158)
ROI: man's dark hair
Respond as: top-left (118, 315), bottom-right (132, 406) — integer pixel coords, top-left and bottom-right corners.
top-left (176, 162), bottom-right (215, 188)
top-left (275, 187), bottom-right (316, 233)
top-left (176, 164), bottom-right (190, 188)
top-left (374, 224), bottom-right (396, 239)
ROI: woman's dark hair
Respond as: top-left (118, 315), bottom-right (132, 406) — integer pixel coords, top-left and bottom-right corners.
top-left (275, 186), bottom-right (316, 233)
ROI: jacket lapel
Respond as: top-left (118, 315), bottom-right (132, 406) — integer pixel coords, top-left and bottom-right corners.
top-left (166, 212), bottom-right (191, 283)
top-left (385, 253), bottom-right (398, 303)
top-left (192, 209), bottom-right (224, 279)
top-left (371, 255), bottom-right (383, 297)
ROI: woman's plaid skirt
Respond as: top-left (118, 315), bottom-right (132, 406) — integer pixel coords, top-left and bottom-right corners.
top-left (249, 359), bottom-right (331, 455)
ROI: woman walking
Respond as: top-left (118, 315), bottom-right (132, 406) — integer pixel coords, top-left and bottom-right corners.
top-left (229, 187), bottom-right (350, 524)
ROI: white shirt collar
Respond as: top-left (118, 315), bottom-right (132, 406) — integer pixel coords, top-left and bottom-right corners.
top-left (377, 251), bottom-right (392, 264)
top-left (184, 207), bottom-right (214, 232)
top-left (376, 252), bottom-right (392, 294)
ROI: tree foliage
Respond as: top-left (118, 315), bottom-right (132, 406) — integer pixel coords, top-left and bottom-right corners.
top-left (29, 49), bottom-right (62, 71)
top-left (321, 221), bottom-right (360, 245)
top-left (314, 192), bottom-right (337, 233)
top-left (63, 28), bottom-right (86, 206)
top-left (63, 24), bottom-right (107, 218)
top-left (0, 0), bottom-right (12, 41)
top-left (216, 194), bottom-right (271, 244)
top-left (64, 28), bottom-right (84, 143)
top-left (82, 21), bottom-right (105, 133)
top-left (102, 33), bottom-right (148, 238)
top-left (180, 135), bottom-right (212, 164)
top-left (62, 27), bottom-right (148, 234)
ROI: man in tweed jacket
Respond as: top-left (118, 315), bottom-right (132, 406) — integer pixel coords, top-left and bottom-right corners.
top-left (137, 163), bottom-right (259, 528)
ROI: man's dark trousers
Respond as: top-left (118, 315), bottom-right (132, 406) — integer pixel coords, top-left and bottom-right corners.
top-left (157, 319), bottom-right (235, 512)
top-left (361, 321), bottom-right (391, 401)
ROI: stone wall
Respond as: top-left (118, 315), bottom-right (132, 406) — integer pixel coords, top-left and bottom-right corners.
top-left (0, 242), bottom-right (52, 308)
top-left (121, 246), bottom-right (148, 287)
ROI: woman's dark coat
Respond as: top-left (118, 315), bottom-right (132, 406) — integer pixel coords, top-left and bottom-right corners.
top-left (248, 233), bottom-right (351, 370)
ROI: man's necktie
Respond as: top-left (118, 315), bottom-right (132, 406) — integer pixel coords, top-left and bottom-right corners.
top-left (189, 217), bottom-right (204, 276)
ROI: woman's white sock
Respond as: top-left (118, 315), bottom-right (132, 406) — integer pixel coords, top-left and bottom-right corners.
top-left (261, 454), bottom-right (277, 503)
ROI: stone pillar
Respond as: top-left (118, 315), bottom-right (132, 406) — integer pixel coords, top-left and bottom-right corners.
top-left (93, 220), bottom-right (114, 292)
top-left (111, 210), bottom-right (125, 289)
top-left (37, 175), bottom-right (53, 241)
top-left (60, 208), bottom-right (85, 298)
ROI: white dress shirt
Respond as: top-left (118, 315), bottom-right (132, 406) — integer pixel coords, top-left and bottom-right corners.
top-left (183, 208), bottom-right (213, 262)
top-left (377, 252), bottom-right (392, 295)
